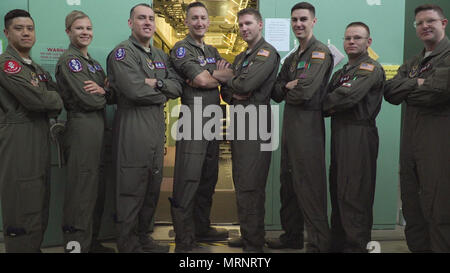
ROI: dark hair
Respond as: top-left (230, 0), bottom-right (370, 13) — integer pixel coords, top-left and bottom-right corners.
top-left (291, 2), bottom-right (315, 17)
top-left (186, 1), bottom-right (208, 17)
top-left (4, 9), bottom-right (34, 29)
top-left (129, 3), bottom-right (152, 19)
top-left (415, 4), bottom-right (445, 18)
top-left (237, 8), bottom-right (262, 22)
top-left (346, 21), bottom-right (370, 36)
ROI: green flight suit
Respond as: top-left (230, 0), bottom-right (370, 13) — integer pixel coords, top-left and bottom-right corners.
top-left (221, 37), bottom-right (280, 252)
top-left (384, 37), bottom-right (450, 253)
top-left (107, 36), bottom-right (182, 253)
top-left (323, 53), bottom-right (385, 252)
top-left (0, 45), bottom-right (63, 252)
top-left (272, 36), bottom-right (333, 252)
top-left (55, 43), bottom-right (110, 252)
top-left (169, 34), bottom-right (222, 250)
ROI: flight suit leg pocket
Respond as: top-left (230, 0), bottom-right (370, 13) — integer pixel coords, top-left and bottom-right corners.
top-left (182, 153), bottom-right (204, 182)
top-left (17, 174), bottom-right (45, 215)
top-left (119, 163), bottom-right (148, 197)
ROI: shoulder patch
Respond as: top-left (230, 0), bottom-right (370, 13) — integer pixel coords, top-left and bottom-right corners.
top-left (115, 48), bottom-right (126, 61)
top-left (3, 60), bottom-right (22, 74)
top-left (359, 63), bottom-right (375, 72)
top-left (311, 51), bottom-right (326, 60)
top-left (257, 49), bottom-right (270, 57)
top-left (176, 47), bottom-right (186, 59)
top-left (68, 58), bottom-right (83, 72)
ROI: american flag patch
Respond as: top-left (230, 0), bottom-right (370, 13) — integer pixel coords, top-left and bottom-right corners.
top-left (360, 63), bottom-right (375, 72)
top-left (311, 51), bottom-right (325, 60)
top-left (257, 49), bottom-right (270, 57)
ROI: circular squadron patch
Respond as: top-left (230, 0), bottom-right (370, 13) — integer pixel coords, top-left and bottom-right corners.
top-left (3, 60), bottom-right (22, 74)
top-left (68, 58), bottom-right (83, 72)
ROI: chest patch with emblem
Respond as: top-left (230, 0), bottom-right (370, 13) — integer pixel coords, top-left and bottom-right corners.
top-left (409, 65), bottom-right (419, 78)
top-left (4, 60), bottom-right (22, 74)
top-left (94, 64), bottom-right (103, 71)
top-left (297, 61), bottom-right (309, 70)
top-left (115, 48), bottom-right (126, 61)
top-left (88, 64), bottom-right (96, 73)
top-left (198, 56), bottom-right (207, 66)
top-left (68, 58), bottom-right (83, 72)
top-left (154, 62), bottom-right (166, 69)
top-left (206, 57), bottom-right (216, 64)
top-left (38, 74), bottom-right (49, 82)
top-left (146, 58), bottom-right (155, 69)
top-left (338, 75), bottom-right (351, 85)
top-left (419, 63), bottom-right (432, 74)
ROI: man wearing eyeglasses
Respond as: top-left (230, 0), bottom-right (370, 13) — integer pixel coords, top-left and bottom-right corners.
top-left (384, 4), bottom-right (450, 253)
top-left (323, 22), bottom-right (385, 253)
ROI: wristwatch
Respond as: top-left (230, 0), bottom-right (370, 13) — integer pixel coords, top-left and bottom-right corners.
top-left (156, 79), bottom-right (164, 89)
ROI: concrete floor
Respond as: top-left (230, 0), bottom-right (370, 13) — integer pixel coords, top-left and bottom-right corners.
top-left (0, 224), bottom-right (410, 253)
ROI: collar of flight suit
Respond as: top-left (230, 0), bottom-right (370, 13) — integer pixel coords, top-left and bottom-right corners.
top-left (5, 45), bottom-right (36, 68)
top-left (243, 36), bottom-right (267, 57)
top-left (128, 35), bottom-right (154, 56)
top-left (421, 36), bottom-right (450, 59)
top-left (295, 35), bottom-right (318, 57)
top-left (343, 52), bottom-right (372, 72)
top-left (67, 43), bottom-right (93, 61)
top-left (184, 34), bottom-right (207, 51)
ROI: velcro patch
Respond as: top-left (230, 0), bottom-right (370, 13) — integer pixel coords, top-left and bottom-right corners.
top-left (115, 48), bottom-right (126, 61)
top-left (68, 58), bottom-right (83, 72)
top-left (38, 74), bottom-right (49, 82)
top-left (3, 60), bottom-right (22, 74)
top-left (88, 64), bottom-right (96, 73)
top-left (94, 64), bottom-right (103, 71)
top-left (154, 62), bottom-right (166, 69)
top-left (176, 47), bottom-right (186, 59)
top-left (257, 49), bottom-right (270, 57)
top-left (311, 51), bottom-right (326, 60)
top-left (342, 82), bottom-right (352, 87)
top-left (206, 57), bottom-right (216, 64)
top-left (359, 63), bottom-right (375, 72)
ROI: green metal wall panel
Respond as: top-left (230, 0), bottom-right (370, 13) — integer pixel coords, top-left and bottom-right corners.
top-left (261, 0), bottom-right (405, 230)
top-left (27, 0), bottom-right (151, 247)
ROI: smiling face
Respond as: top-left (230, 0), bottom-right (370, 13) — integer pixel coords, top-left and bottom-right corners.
top-left (129, 5), bottom-right (155, 44)
top-left (238, 13), bottom-right (262, 47)
top-left (185, 6), bottom-right (210, 40)
top-left (4, 16), bottom-right (36, 53)
top-left (415, 9), bottom-right (447, 49)
top-left (344, 26), bottom-right (372, 59)
top-left (66, 17), bottom-right (93, 50)
top-left (291, 8), bottom-right (316, 42)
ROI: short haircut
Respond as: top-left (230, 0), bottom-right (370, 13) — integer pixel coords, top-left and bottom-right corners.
top-left (186, 1), bottom-right (208, 17)
top-left (291, 2), bottom-right (315, 17)
top-left (415, 4), bottom-right (445, 19)
top-left (4, 9), bottom-right (34, 29)
top-left (65, 10), bottom-right (89, 31)
top-left (129, 3), bottom-right (152, 19)
top-left (346, 21), bottom-right (370, 37)
top-left (237, 8), bottom-right (262, 22)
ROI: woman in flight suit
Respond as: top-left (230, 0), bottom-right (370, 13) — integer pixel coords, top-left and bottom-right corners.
top-left (55, 10), bottom-right (114, 253)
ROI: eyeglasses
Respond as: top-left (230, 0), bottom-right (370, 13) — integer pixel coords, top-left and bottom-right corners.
top-left (343, 36), bottom-right (368, 42)
top-left (413, 18), bottom-right (441, 28)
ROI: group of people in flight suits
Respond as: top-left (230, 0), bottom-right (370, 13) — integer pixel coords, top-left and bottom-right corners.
top-left (0, 1), bottom-right (448, 253)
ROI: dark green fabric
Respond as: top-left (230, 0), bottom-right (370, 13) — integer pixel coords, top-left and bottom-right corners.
top-left (107, 35), bottom-right (182, 252)
top-left (384, 37), bottom-right (450, 253)
top-left (272, 36), bottom-right (333, 252)
top-left (0, 45), bottom-right (63, 252)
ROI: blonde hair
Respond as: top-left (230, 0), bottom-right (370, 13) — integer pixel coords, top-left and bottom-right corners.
top-left (65, 10), bottom-right (89, 31)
